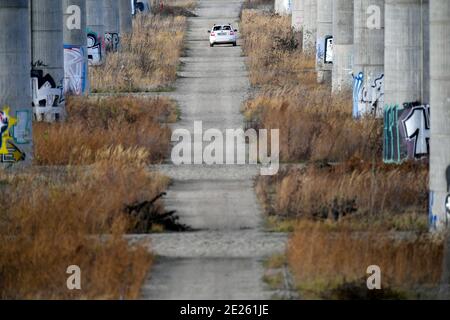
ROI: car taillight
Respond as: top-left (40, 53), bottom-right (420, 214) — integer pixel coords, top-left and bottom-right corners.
top-left (230, 31), bottom-right (234, 35)
top-left (211, 32), bottom-right (215, 36)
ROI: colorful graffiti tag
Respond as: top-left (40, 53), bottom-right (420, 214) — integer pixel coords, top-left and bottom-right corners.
top-left (64, 45), bottom-right (87, 95)
top-left (352, 72), bottom-right (384, 118)
top-left (87, 29), bottom-right (103, 65)
top-left (105, 32), bottom-right (120, 52)
top-left (0, 107), bottom-right (26, 164)
top-left (383, 102), bottom-right (430, 163)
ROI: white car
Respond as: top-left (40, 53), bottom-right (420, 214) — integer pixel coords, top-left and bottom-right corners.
top-left (208, 24), bottom-right (238, 47)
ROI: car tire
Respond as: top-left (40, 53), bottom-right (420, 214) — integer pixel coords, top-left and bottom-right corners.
top-left (233, 42), bottom-right (237, 47)
top-left (210, 43), bottom-right (214, 47)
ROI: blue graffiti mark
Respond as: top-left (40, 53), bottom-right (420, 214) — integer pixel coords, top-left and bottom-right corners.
top-left (316, 39), bottom-right (325, 63)
top-left (352, 72), bottom-right (363, 118)
top-left (429, 191), bottom-right (438, 231)
top-left (64, 45), bottom-right (88, 95)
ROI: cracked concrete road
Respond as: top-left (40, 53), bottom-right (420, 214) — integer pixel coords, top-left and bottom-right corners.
top-left (137, 0), bottom-right (288, 300)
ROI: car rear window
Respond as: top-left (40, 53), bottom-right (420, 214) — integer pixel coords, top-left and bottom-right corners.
top-left (213, 26), bottom-right (222, 31)
top-left (223, 26), bottom-right (231, 30)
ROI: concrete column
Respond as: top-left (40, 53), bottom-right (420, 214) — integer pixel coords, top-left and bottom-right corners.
top-left (303, 0), bottom-right (317, 53)
top-left (292, 0), bottom-right (304, 31)
top-left (119, 0), bottom-right (133, 34)
top-left (63, 0), bottom-right (88, 96)
top-left (332, 0), bottom-right (354, 93)
top-left (430, 0), bottom-right (450, 233)
top-left (86, 0), bottom-right (105, 65)
top-left (31, 0), bottom-right (65, 122)
top-left (0, 0), bottom-right (33, 166)
top-left (316, 0), bottom-right (333, 84)
top-left (292, 0), bottom-right (304, 50)
top-left (103, 0), bottom-right (120, 52)
top-left (384, 0), bottom-right (429, 107)
top-left (352, 0), bottom-right (384, 118)
top-left (275, 0), bottom-right (292, 15)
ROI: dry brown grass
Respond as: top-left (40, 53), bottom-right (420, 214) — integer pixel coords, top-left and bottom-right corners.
top-left (241, 10), bottom-right (380, 163)
top-left (257, 162), bottom-right (429, 231)
top-left (161, 0), bottom-right (197, 10)
top-left (90, 14), bottom-right (187, 92)
top-left (241, 10), bottom-right (440, 298)
top-left (241, 10), bottom-right (317, 90)
top-left (0, 149), bottom-right (169, 299)
top-left (288, 221), bottom-right (444, 299)
top-left (34, 96), bottom-right (176, 165)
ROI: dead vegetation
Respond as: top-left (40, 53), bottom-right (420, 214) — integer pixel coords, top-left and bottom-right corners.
top-left (0, 150), bottom-right (169, 299)
top-left (241, 9), bottom-right (441, 298)
top-left (90, 14), bottom-right (187, 92)
top-left (288, 221), bottom-right (444, 299)
top-left (34, 96), bottom-right (176, 165)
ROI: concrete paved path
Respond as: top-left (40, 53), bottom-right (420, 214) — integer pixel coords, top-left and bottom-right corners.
top-left (138, 0), bottom-right (288, 300)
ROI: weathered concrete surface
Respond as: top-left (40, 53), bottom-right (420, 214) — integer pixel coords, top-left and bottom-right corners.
top-left (138, 0), bottom-right (288, 300)
top-left (0, 0), bottom-right (33, 166)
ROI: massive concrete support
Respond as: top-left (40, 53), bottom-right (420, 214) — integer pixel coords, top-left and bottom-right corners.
top-left (430, 0), bottom-right (450, 234)
top-left (119, 0), bottom-right (133, 34)
top-left (292, 0), bottom-right (304, 31)
top-left (352, 0), bottom-right (385, 118)
top-left (303, 0), bottom-right (317, 54)
top-left (103, 0), bottom-right (120, 52)
top-left (384, 0), bottom-right (429, 107)
top-left (0, 0), bottom-right (33, 166)
top-left (86, 0), bottom-right (105, 65)
top-left (316, 0), bottom-right (332, 84)
top-left (332, 0), bottom-right (354, 93)
top-left (292, 0), bottom-right (304, 50)
top-left (31, 0), bottom-right (65, 122)
top-left (63, 0), bottom-right (88, 96)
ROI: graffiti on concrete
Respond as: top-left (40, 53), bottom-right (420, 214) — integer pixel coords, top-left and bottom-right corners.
top-left (384, 102), bottom-right (430, 163)
top-left (1, 141), bottom-right (26, 163)
top-left (64, 45), bottom-right (87, 95)
top-left (31, 69), bottom-right (64, 112)
top-left (105, 32), bottom-right (120, 52)
top-left (87, 29), bottom-right (103, 65)
top-left (429, 191), bottom-right (438, 230)
top-left (352, 72), bottom-right (364, 118)
top-left (0, 107), bottom-right (26, 163)
top-left (12, 110), bottom-right (31, 145)
top-left (316, 36), bottom-right (333, 65)
top-left (0, 106), bottom-right (15, 155)
top-left (325, 36), bottom-right (333, 64)
top-left (352, 72), bottom-right (384, 118)
top-left (446, 165), bottom-right (450, 192)
top-left (132, 0), bottom-right (150, 15)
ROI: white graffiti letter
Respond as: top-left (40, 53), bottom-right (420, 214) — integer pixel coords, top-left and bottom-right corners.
top-left (66, 265), bottom-right (81, 290)
top-left (403, 106), bottom-right (430, 157)
top-left (367, 265), bottom-right (381, 290)
top-left (366, 5), bottom-right (381, 30)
